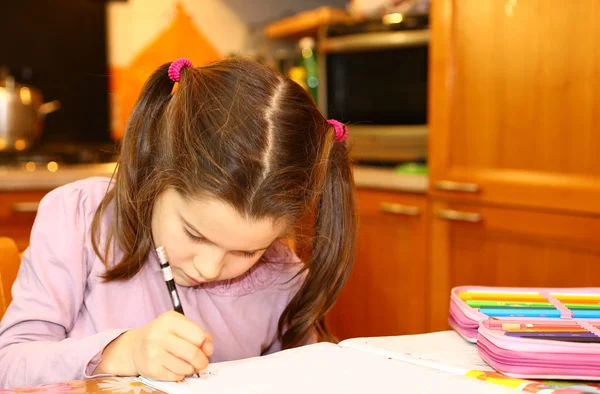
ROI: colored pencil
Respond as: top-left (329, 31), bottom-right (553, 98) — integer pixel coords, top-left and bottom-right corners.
top-left (467, 300), bottom-right (600, 310)
top-left (565, 303), bottom-right (600, 310)
top-left (458, 291), bottom-right (547, 302)
top-left (466, 300), bottom-right (553, 308)
top-left (505, 332), bottom-right (598, 338)
top-left (570, 310), bottom-right (600, 318)
top-left (496, 322), bottom-right (600, 330)
top-left (517, 336), bottom-right (600, 343)
top-left (504, 328), bottom-right (590, 333)
top-left (552, 294), bottom-right (600, 303)
top-left (481, 307), bottom-right (600, 319)
top-left (479, 308), bottom-right (561, 318)
top-left (459, 290), bottom-right (600, 304)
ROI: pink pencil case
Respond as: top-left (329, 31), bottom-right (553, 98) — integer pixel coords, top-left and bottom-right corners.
top-left (449, 285), bottom-right (600, 380)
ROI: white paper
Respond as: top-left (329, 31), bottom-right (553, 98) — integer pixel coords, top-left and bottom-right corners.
top-left (339, 330), bottom-right (494, 375)
top-left (138, 341), bottom-right (517, 394)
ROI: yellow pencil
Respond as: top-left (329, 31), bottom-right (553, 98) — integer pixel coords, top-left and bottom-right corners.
top-left (551, 294), bottom-right (600, 303)
top-left (458, 291), bottom-right (547, 302)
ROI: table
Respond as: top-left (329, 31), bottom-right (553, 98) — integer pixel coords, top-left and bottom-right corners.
top-left (0, 377), bottom-right (160, 394)
top-left (3, 331), bottom-right (599, 394)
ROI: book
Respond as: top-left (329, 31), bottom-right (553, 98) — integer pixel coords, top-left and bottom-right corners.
top-left (137, 331), bottom-right (600, 394)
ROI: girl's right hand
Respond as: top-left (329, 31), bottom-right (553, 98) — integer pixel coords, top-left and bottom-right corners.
top-left (97, 311), bottom-right (213, 380)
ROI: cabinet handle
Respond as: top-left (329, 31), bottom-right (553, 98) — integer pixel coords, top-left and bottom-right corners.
top-left (379, 203), bottom-right (421, 216)
top-left (436, 209), bottom-right (481, 223)
top-left (434, 180), bottom-right (480, 193)
top-left (11, 202), bottom-right (40, 213)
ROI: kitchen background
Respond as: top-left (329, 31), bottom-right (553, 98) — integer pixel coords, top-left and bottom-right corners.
top-left (2, 0), bottom-right (600, 341)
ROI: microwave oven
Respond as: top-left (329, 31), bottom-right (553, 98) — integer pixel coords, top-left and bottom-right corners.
top-left (317, 15), bottom-right (429, 162)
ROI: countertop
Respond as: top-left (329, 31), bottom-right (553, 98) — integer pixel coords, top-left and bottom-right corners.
top-left (0, 163), bottom-right (428, 193)
top-left (0, 163), bottom-right (117, 191)
top-left (353, 165), bottom-right (428, 193)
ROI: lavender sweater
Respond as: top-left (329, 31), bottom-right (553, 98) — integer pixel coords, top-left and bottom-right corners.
top-left (0, 178), bottom-right (312, 389)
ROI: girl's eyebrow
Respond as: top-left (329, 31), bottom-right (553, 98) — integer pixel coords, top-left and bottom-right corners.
top-left (180, 215), bottom-right (270, 253)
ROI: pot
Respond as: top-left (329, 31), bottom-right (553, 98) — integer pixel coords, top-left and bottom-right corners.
top-left (0, 68), bottom-right (60, 152)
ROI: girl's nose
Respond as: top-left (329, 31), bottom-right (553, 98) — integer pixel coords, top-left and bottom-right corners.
top-left (192, 250), bottom-right (224, 281)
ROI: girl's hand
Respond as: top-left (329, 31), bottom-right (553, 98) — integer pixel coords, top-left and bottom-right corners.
top-left (95, 311), bottom-right (213, 380)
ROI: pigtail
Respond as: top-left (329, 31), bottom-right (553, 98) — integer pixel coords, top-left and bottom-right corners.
top-left (279, 129), bottom-right (357, 347)
top-left (93, 63), bottom-right (181, 280)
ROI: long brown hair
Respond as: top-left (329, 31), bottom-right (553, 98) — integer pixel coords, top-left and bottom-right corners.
top-left (91, 57), bottom-right (357, 348)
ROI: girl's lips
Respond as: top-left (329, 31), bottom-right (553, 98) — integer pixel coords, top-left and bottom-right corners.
top-left (185, 273), bottom-right (205, 285)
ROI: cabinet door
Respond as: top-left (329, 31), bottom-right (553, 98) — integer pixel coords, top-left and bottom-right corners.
top-left (429, 0), bottom-right (600, 214)
top-left (327, 189), bottom-right (428, 340)
top-left (0, 191), bottom-right (46, 251)
top-left (428, 200), bottom-right (600, 332)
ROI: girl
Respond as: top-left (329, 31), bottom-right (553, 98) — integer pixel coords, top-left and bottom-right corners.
top-left (0, 57), bottom-right (357, 388)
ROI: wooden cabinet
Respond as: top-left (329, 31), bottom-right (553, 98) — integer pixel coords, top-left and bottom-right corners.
top-left (428, 199), bottom-right (600, 331)
top-left (328, 0), bottom-right (600, 339)
top-left (426, 0), bottom-right (600, 331)
top-left (327, 189), bottom-right (429, 340)
top-left (0, 191), bottom-right (46, 251)
top-left (429, 0), bottom-right (600, 214)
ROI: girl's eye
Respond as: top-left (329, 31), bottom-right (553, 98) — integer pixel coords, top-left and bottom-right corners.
top-left (184, 227), bottom-right (257, 258)
top-left (183, 228), bottom-right (204, 243)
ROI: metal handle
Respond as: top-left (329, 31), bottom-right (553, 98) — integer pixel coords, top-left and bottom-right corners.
top-left (319, 30), bottom-right (429, 53)
top-left (11, 202), bottom-right (39, 213)
top-left (434, 180), bottom-right (480, 193)
top-left (380, 203), bottom-right (421, 216)
top-left (436, 209), bottom-right (481, 223)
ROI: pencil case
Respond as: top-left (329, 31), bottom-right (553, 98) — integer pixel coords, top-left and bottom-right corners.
top-left (448, 285), bottom-right (600, 342)
top-left (448, 285), bottom-right (600, 380)
top-left (477, 318), bottom-right (600, 380)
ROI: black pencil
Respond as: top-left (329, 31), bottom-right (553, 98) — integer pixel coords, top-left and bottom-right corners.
top-left (156, 246), bottom-right (185, 315)
top-left (520, 335), bottom-right (600, 343)
top-left (156, 246), bottom-right (200, 378)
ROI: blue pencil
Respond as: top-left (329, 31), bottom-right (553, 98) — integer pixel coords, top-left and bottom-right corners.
top-left (480, 307), bottom-right (600, 318)
top-left (479, 308), bottom-right (560, 318)
top-left (572, 309), bottom-right (600, 318)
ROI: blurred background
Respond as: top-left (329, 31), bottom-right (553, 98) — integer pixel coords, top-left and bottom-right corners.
top-left (2, 0), bottom-right (600, 341)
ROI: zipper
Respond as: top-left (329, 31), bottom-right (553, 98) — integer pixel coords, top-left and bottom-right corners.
top-left (478, 336), bottom-right (600, 372)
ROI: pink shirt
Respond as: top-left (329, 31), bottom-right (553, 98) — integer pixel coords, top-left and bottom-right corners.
top-left (0, 178), bottom-right (312, 389)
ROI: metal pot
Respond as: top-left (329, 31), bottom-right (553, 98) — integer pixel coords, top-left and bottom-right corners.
top-left (0, 69), bottom-right (60, 152)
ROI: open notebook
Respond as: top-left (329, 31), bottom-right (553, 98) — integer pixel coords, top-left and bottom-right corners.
top-left (137, 331), bottom-right (520, 394)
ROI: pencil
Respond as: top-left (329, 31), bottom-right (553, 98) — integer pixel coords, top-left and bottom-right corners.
top-left (479, 308), bottom-right (561, 318)
top-left (517, 336), bottom-right (600, 343)
top-left (551, 294), bottom-right (600, 303)
top-left (497, 322), bottom-right (600, 330)
top-left (505, 332), bottom-right (598, 338)
top-left (503, 328), bottom-right (589, 333)
top-left (156, 247), bottom-right (199, 378)
top-left (466, 300), bottom-right (553, 308)
top-left (156, 247), bottom-right (185, 314)
top-left (458, 291), bottom-right (547, 302)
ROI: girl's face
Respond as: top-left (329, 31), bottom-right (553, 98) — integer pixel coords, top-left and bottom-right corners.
top-left (151, 189), bottom-right (287, 286)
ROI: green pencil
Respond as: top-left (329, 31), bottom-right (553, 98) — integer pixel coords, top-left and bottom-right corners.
top-left (466, 300), bottom-right (553, 308)
top-left (466, 300), bottom-right (600, 309)
top-left (565, 303), bottom-right (600, 310)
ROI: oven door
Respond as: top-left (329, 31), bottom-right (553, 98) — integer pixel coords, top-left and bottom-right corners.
top-left (318, 29), bottom-right (429, 162)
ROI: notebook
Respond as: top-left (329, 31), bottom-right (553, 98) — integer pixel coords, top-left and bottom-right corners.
top-left (137, 331), bottom-right (519, 394)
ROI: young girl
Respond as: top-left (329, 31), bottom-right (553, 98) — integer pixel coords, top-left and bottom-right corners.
top-left (0, 57), bottom-right (357, 389)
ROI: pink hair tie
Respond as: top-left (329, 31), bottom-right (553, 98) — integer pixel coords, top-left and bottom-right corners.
top-left (327, 119), bottom-right (348, 143)
top-left (168, 58), bottom-right (193, 82)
